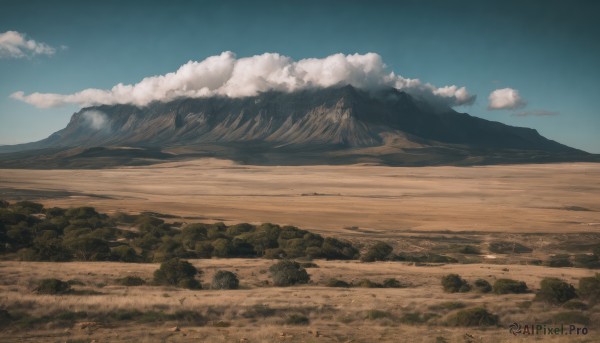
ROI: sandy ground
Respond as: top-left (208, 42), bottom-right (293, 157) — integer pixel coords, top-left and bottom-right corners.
top-left (1, 160), bottom-right (599, 235)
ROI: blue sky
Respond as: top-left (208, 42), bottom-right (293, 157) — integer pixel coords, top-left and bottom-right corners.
top-left (1, 0), bottom-right (599, 152)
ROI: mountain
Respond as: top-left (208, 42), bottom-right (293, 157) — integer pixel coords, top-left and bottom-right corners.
top-left (0, 85), bottom-right (595, 168)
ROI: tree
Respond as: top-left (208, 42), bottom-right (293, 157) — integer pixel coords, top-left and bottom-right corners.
top-left (64, 236), bottom-right (110, 261)
top-left (269, 260), bottom-right (310, 286)
top-left (153, 258), bottom-right (201, 289)
top-left (211, 270), bottom-right (239, 290)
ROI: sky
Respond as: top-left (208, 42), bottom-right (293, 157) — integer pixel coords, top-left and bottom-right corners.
top-left (1, 0), bottom-right (599, 153)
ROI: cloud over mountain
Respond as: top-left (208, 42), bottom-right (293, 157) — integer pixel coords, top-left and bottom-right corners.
top-left (488, 88), bottom-right (526, 110)
top-left (11, 52), bottom-right (475, 109)
top-left (0, 31), bottom-right (56, 58)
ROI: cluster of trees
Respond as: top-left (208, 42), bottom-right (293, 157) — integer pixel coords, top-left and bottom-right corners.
top-left (0, 200), bottom-right (359, 263)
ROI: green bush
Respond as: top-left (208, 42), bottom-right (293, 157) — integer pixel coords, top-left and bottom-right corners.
top-left (473, 279), bottom-right (492, 293)
top-left (111, 245), bottom-right (138, 262)
top-left (578, 274), bottom-right (600, 303)
top-left (284, 314), bottom-right (309, 325)
top-left (326, 279), bottom-right (350, 287)
top-left (545, 254), bottom-right (573, 268)
top-left (446, 307), bottom-right (499, 327)
top-left (441, 274), bottom-right (471, 293)
top-left (117, 276), bottom-right (145, 286)
top-left (573, 254), bottom-right (600, 269)
top-left (534, 278), bottom-right (577, 304)
top-left (211, 270), bottom-right (239, 290)
top-left (360, 241), bottom-right (393, 262)
top-left (269, 260), bottom-right (310, 287)
top-left (458, 245), bottom-right (481, 255)
top-left (353, 279), bottom-right (382, 288)
top-left (382, 278), bottom-right (403, 288)
top-left (489, 241), bottom-right (532, 254)
top-left (493, 279), bottom-right (528, 294)
top-left (34, 278), bottom-right (72, 295)
top-left (365, 310), bottom-right (393, 320)
top-left (153, 258), bottom-right (201, 289)
top-left (562, 300), bottom-right (587, 310)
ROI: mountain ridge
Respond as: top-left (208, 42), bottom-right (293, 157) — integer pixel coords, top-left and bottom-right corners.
top-left (0, 85), bottom-right (595, 168)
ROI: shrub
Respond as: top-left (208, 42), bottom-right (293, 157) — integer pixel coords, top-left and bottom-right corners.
top-left (117, 276), bottom-right (145, 286)
top-left (13, 201), bottom-right (44, 214)
top-left (552, 312), bottom-right (590, 326)
top-left (493, 279), bottom-right (528, 294)
top-left (284, 314), bottom-right (309, 325)
top-left (545, 254), bottom-right (573, 268)
top-left (562, 300), bottom-right (587, 310)
top-left (353, 279), bottom-right (382, 288)
top-left (400, 312), bottom-right (437, 324)
top-left (441, 274), bottom-right (471, 293)
top-left (428, 302), bottom-right (466, 311)
top-left (534, 278), bottom-right (577, 304)
top-left (153, 258), bottom-right (201, 289)
top-left (365, 310), bottom-right (392, 320)
top-left (269, 260), bottom-right (310, 287)
top-left (34, 278), bottom-right (71, 294)
top-left (489, 241), bottom-right (532, 254)
top-left (446, 307), bottom-right (499, 327)
top-left (326, 279), bottom-right (350, 288)
top-left (211, 270), bottom-right (239, 290)
top-left (473, 279), bottom-right (492, 293)
top-left (573, 254), bottom-right (600, 269)
top-left (299, 262), bottom-right (319, 268)
top-left (458, 245), bottom-right (481, 255)
top-left (111, 245), bottom-right (138, 262)
top-left (578, 274), bottom-right (600, 303)
top-left (382, 278), bottom-right (403, 288)
top-left (360, 241), bottom-right (393, 262)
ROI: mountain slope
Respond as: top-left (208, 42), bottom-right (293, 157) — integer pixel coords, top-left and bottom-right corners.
top-left (0, 85), bottom-right (593, 168)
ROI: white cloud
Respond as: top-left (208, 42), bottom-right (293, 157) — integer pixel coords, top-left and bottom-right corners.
top-left (11, 51), bottom-right (476, 108)
top-left (81, 110), bottom-right (108, 130)
top-left (0, 31), bottom-right (56, 58)
top-left (487, 88), bottom-right (526, 110)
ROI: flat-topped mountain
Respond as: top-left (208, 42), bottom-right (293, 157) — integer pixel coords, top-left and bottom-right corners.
top-left (0, 85), bottom-right (593, 168)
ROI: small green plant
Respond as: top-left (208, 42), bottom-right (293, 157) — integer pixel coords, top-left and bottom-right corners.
top-left (446, 307), bottom-right (499, 327)
top-left (34, 279), bottom-right (72, 295)
top-left (534, 278), bottom-right (577, 304)
top-left (441, 274), bottom-right (471, 293)
top-left (211, 270), bottom-right (239, 290)
top-left (493, 279), bottom-right (528, 294)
